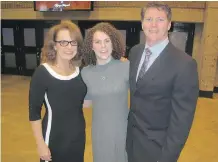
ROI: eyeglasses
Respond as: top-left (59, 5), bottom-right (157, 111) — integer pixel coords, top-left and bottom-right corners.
top-left (55, 40), bottom-right (77, 47)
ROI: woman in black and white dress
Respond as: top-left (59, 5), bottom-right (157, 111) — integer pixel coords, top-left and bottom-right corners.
top-left (29, 21), bottom-right (87, 162)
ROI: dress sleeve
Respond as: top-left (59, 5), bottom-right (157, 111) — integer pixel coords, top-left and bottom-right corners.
top-left (29, 66), bottom-right (47, 121)
top-left (124, 60), bottom-right (130, 82)
top-left (122, 60), bottom-right (130, 88)
top-left (81, 68), bottom-right (92, 100)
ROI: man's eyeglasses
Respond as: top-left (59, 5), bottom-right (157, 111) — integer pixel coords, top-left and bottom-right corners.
top-left (55, 40), bottom-right (77, 47)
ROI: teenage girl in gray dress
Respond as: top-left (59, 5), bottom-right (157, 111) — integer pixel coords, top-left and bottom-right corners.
top-left (81, 22), bottom-right (129, 162)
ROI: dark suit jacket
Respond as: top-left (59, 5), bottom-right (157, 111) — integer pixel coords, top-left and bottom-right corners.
top-left (126, 42), bottom-right (199, 162)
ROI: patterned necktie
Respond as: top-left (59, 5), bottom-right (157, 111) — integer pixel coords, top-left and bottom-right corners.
top-left (137, 48), bottom-right (152, 83)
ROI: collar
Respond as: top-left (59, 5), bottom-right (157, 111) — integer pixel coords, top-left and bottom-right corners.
top-left (145, 38), bottom-right (169, 55)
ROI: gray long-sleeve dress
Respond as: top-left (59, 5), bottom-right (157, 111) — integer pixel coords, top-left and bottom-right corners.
top-left (81, 59), bottom-right (129, 162)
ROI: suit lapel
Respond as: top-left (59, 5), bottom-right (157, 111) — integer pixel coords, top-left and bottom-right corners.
top-left (136, 42), bottom-right (172, 89)
top-left (130, 44), bottom-right (145, 93)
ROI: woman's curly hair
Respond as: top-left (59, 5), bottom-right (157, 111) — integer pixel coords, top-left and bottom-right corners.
top-left (41, 20), bottom-right (83, 67)
top-left (82, 22), bottom-right (125, 66)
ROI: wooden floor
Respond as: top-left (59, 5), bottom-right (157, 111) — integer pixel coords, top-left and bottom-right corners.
top-left (1, 75), bottom-right (218, 162)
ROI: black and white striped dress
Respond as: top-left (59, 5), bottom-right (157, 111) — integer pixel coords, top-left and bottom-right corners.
top-left (29, 63), bottom-right (87, 162)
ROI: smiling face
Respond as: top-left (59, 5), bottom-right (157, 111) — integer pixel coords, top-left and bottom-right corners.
top-left (142, 7), bottom-right (171, 46)
top-left (54, 29), bottom-right (78, 62)
top-left (92, 31), bottom-right (113, 64)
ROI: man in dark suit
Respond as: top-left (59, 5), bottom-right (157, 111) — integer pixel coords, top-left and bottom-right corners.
top-left (126, 2), bottom-right (199, 162)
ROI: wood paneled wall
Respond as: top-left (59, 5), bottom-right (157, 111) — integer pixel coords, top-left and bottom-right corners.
top-left (1, 1), bottom-right (218, 94)
top-left (1, 1), bottom-right (206, 9)
top-left (1, 2), bottom-right (204, 22)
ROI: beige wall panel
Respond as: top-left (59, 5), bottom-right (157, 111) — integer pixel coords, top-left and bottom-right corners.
top-left (1, 1), bottom-right (33, 9)
top-left (215, 59), bottom-right (218, 87)
top-left (1, 1), bottom-right (206, 9)
top-left (2, 8), bottom-right (204, 22)
top-left (200, 8), bottom-right (218, 56)
top-left (94, 1), bottom-right (206, 9)
top-left (200, 55), bottom-right (217, 80)
top-left (200, 54), bottom-right (218, 90)
top-left (171, 8), bottom-right (204, 23)
top-left (207, 2), bottom-right (218, 8)
top-left (200, 75), bottom-right (216, 90)
top-left (198, 4), bottom-right (218, 91)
